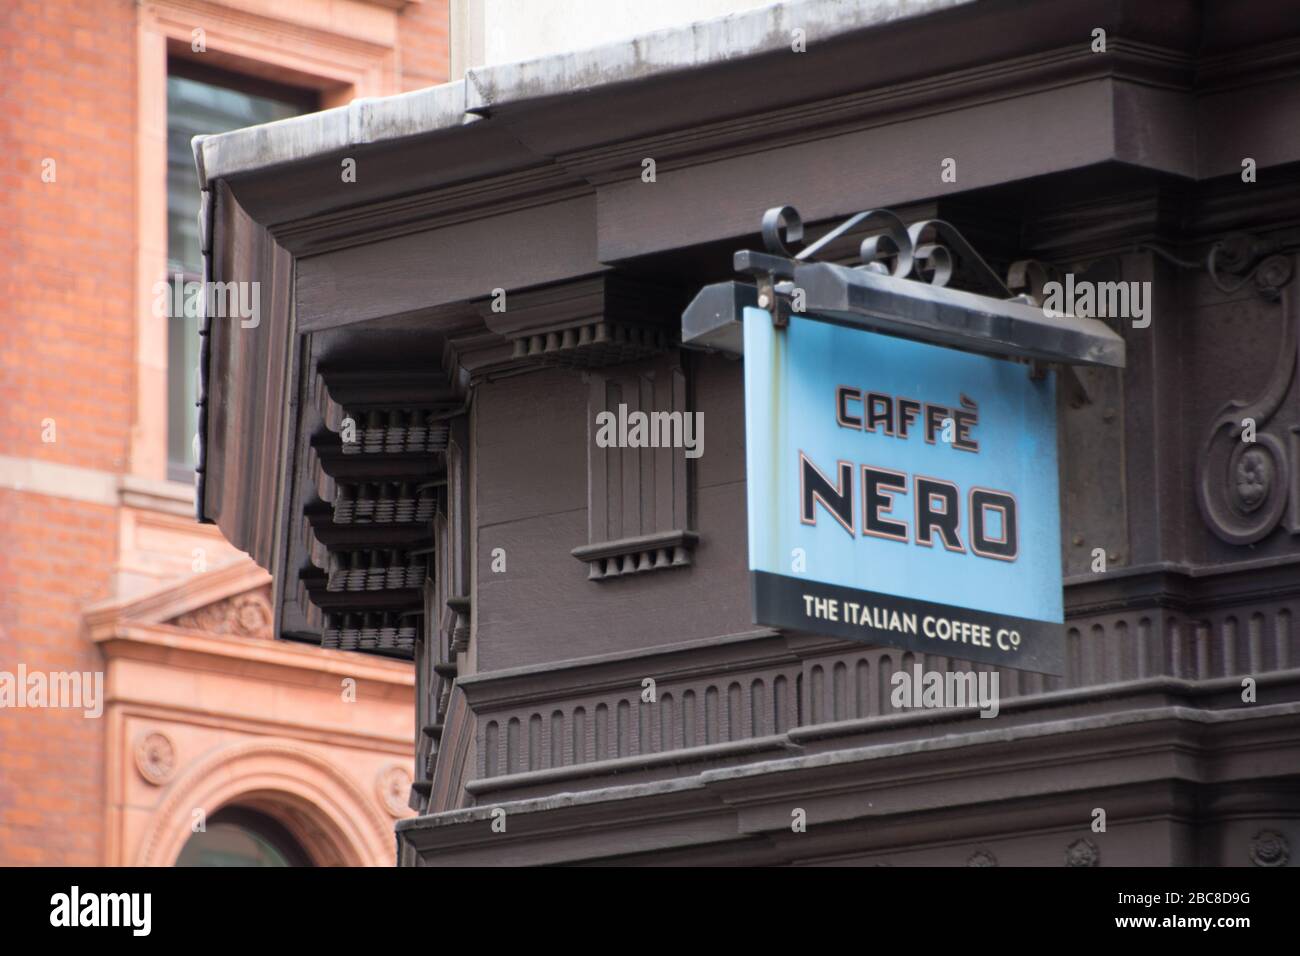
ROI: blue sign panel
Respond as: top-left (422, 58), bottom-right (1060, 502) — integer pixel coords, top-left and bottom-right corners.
top-left (744, 306), bottom-right (1065, 674)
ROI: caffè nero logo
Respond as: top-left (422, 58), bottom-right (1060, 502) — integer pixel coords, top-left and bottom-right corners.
top-left (806, 387), bottom-right (1018, 560)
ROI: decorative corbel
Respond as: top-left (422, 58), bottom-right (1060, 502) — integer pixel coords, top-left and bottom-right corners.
top-left (475, 275), bottom-right (681, 370)
top-left (1195, 240), bottom-right (1299, 545)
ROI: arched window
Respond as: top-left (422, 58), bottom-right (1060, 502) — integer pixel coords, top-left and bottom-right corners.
top-left (175, 807), bottom-right (314, 867)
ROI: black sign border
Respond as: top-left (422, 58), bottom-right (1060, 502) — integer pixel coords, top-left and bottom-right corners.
top-left (752, 570), bottom-right (1065, 675)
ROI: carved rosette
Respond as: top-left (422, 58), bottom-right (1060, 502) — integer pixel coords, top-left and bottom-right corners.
top-left (171, 587), bottom-right (274, 639)
top-left (376, 764), bottom-right (413, 818)
top-left (134, 732), bottom-right (176, 786)
top-left (1249, 829), bottom-right (1290, 867)
top-left (1064, 837), bottom-right (1100, 867)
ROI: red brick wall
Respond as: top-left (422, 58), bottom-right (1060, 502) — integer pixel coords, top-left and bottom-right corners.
top-left (399, 0), bottom-right (452, 93)
top-left (0, 494), bottom-right (115, 865)
top-left (0, 0), bottom-right (136, 474)
top-left (0, 0), bottom-right (449, 866)
top-left (0, 0), bottom-right (136, 866)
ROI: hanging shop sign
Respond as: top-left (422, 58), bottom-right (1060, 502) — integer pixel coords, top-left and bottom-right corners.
top-left (744, 306), bottom-right (1065, 672)
top-left (685, 207), bottom-right (1127, 674)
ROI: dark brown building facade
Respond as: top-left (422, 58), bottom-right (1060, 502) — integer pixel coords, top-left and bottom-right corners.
top-left (195, 0), bottom-right (1300, 865)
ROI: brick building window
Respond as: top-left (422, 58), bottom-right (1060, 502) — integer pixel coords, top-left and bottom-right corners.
top-left (165, 62), bottom-right (314, 480)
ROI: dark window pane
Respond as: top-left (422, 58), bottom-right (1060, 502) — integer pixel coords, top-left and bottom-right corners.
top-left (174, 808), bottom-right (312, 867)
top-left (166, 72), bottom-right (305, 478)
top-left (166, 74), bottom-right (301, 275)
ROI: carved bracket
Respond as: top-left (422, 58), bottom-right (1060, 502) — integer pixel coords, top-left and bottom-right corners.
top-left (478, 276), bottom-right (681, 371)
top-left (572, 529), bottom-right (699, 580)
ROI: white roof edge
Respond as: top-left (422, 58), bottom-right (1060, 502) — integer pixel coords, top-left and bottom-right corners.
top-left (464, 0), bottom-right (972, 109)
top-left (196, 0), bottom-right (973, 187)
top-left (195, 81), bottom-right (473, 187)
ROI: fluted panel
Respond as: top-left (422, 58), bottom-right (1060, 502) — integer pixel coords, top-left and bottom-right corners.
top-left (473, 602), bottom-right (1299, 779)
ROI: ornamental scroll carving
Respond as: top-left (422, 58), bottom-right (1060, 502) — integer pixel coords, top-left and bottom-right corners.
top-left (169, 587), bottom-right (275, 639)
top-left (1197, 250), bottom-right (1300, 545)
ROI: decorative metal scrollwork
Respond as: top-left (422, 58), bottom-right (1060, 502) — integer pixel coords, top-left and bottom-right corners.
top-left (759, 205), bottom-right (1011, 297)
top-left (760, 205), bottom-right (803, 257)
